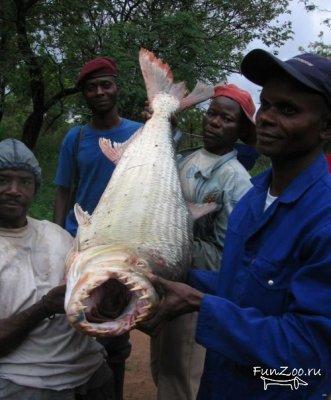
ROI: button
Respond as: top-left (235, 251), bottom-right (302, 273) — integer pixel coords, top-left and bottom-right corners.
top-left (268, 280), bottom-right (274, 286)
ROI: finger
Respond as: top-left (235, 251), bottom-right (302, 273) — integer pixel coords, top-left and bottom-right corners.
top-left (147, 273), bottom-right (176, 292)
top-left (137, 318), bottom-right (166, 337)
top-left (141, 111), bottom-right (152, 121)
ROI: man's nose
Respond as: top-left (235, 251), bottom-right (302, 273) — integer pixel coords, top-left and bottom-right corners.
top-left (256, 107), bottom-right (277, 127)
top-left (5, 181), bottom-right (22, 196)
top-left (209, 115), bottom-right (222, 127)
top-left (96, 85), bottom-right (105, 95)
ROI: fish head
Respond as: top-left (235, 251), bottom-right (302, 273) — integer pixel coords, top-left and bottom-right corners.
top-left (65, 245), bottom-right (159, 337)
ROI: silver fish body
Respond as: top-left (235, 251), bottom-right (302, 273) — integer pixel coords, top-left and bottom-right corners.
top-left (64, 50), bottom-right (213, 336)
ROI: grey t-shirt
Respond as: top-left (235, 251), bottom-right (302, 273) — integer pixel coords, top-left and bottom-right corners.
top-left (0, 217), bottom-right (104, 391)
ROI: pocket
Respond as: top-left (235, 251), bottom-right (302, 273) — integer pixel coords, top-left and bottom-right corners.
top-left (236, 256), bottom-right (291, 315)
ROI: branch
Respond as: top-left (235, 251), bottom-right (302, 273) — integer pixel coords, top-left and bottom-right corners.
top-left (42, 100), bottom-right (64, 134)
top-left (44, 87), bottom-right (79, 111)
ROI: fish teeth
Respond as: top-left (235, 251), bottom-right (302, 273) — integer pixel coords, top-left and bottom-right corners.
top-left (134, 316), bottom-right (145, 323)
top-left (126, 280), bottom-right (136, 285)
top-left (141, 304), bottom-right (152, 311)
top-left (139, 294), bottom-right (150, 300)
top-left (131, 285), bottom-right (143, 291)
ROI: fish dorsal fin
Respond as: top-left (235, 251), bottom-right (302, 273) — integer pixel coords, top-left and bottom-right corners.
top-left (188, 202), bottom-right (218, 221)
top-left (139, 48), bottom-right (187, 105)
top-left (99, 127), bottom-right (143, 165)
top-left (180, 81), bottom-right (214, 111)
top-left (99, 138), bottom-right (124, 165)
top-left (74, 203), bottom-right (91, 226)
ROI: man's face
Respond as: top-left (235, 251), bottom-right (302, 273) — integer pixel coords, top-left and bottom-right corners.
top-left (82, 75), bottom-right (118, 114)
top-left (256, 75), bottom-right (328, 159)
top-left (202, 96), bottom-right (242, 155)
top-left (0, 170), bottom-right (35, 228)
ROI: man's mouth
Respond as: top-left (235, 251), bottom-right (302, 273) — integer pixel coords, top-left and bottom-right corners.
top-left (95, 99), bottom-right (109, 105)
top-left (203, 129), bottom-right (220, 140)
top-left (257, 131), bottom-right (282, 143)
top-left (0, 201), bottom-right (22, 209)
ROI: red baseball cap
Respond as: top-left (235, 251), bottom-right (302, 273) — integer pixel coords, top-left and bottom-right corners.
top-left (77, 57), bottom-right (118, 87)
top-left (213, 84), bottom-right (255, 124)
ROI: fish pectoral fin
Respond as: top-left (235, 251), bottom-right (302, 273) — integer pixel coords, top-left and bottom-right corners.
top-left (99, 138), bottom-right (123, 165)
top-left (99, 128), bottom-right (143, 165)
top-left (74, 203), bottom-right (91, 226)
top-left (188, 201), bottom-right (218, 221)
top-left (180, 81), bottom-right (214, 111)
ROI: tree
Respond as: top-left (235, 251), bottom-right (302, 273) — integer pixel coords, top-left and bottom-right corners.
top-left (299, 0), bottom-right (330, 56)
top-left (1, 0), bottom-right (293, 149)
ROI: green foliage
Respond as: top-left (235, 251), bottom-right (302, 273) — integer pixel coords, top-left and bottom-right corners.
top-left (298, 1), bottom-right (330, 57)
top-left (0, 0), bottom-right (293, 142)
top-left (0, 124), bottom-right (65, 221)
top-left (29, 131), bottom-right (64, 220)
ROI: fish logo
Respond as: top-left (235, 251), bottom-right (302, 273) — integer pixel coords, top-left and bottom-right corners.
top-left (261, 376), bottom-right (308, 391)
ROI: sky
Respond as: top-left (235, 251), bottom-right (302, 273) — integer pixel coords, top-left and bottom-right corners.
top-left (229, 0), bottom-right (331, 108)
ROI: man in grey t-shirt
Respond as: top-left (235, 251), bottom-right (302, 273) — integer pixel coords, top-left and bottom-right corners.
top-left (0, 138), bottom-right (114, 400)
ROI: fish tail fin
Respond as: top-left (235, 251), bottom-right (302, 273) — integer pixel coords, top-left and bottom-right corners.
top-left (139, 48), bottom-right (213, 113)
top-left (179, 81), bottom-right (214, 112)
top-left (139, 48), bottom-right (187, 107)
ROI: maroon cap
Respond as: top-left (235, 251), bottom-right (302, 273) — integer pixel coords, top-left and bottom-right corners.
top-left (77, 57), bottom-right (117, 87)
top-left (214, 84), bottom-right (255, 124)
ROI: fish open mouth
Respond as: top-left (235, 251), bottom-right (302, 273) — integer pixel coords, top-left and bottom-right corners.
top-left (65, 267), bottom-right (159, 337)
top-left (85, 279), bottom-right (132, 322)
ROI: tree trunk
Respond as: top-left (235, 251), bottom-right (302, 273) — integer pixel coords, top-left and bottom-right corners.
top-left (15, 0), bottom-right (45, 149)
top-left (21, 110), bottom-right (45, 149)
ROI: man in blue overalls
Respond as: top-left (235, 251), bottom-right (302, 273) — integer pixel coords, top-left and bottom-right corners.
top-left (141, 49), bottom-right (331, 399)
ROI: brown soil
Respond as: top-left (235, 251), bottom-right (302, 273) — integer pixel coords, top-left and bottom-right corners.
top-left (124, 330), bottom-right (157, 400)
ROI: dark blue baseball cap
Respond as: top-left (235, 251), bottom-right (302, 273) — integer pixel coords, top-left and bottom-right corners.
top-left (241, 49), bottom-right (331, 106)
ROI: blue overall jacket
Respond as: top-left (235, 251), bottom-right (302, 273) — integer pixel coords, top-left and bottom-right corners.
top-left (189, 153), bottom-right (331, 399)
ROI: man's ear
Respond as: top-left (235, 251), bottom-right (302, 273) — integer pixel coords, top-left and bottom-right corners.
top-left (320, 116), bottom-right (331, 141)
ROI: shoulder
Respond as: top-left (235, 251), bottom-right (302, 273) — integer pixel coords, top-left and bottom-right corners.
top-left (214, 157), bottom-right (252, 186)
top-left (302, 172), bottom-right (331, 211)
top-left (28, 217), bottom-right (73, 246)
top-left (61, 125), bottom-right (83, 147)
top-left (177, 147), bottom-right (202, 166)
top-left (178, 146), bottom-right (202, 159)
top-left (121, 118), bottom-right (143, 130)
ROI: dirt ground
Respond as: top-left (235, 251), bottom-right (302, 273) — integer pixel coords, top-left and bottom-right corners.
top-left (124, 330), bottom-right (157, 400)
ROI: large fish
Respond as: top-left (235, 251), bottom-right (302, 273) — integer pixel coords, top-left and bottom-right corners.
top-left (64, 49), bottom-right (214, 336)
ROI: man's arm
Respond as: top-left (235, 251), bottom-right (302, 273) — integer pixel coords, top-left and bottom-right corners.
top-left (0, 285), bottom-right (66, 357)
top-left (142, 225), bottom-right (331, 372)
top-left (53, 186), bottom-right (71, 227)
top-left (53, 129), bottom-right (79, 226)
top-left (192, 172), bottom-right (252, 270)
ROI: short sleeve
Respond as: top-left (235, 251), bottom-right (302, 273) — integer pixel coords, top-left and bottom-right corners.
top-left (54, 128), bottom-right (79, 188)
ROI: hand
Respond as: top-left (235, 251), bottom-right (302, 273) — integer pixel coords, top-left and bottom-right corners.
top-left (141, 100), bottom-right (178, 129)
top-left (137, 274), bottom-right (203, 336)
top-left (141, 100), bottom-right (153, 121)
top-left (43, 284), bottom-right (66, 315)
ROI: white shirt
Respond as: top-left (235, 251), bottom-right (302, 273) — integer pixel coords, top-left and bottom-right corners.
top-left (0, 217), bottom-right (104, 390)
top-left (264, 188), bottom-right (278, 211)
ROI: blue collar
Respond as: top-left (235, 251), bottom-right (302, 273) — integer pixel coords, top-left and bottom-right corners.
top-left (251, 153), bottom-right (328, 204)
